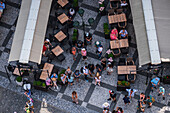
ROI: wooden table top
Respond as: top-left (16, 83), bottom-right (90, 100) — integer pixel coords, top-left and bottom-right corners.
top-left (110, 40), bottom-right (120, 49)
top-left (108, 13), bottom-right (127, 24)
top-left (57, 0), bottom-right (68, 7)
top-left (57, 13), bottom-right (69, 24)
top-left (118, 65), bottom-right (136, 74)
top-left (119, 39), bottom-right (129, 48)
top-left (40, 63), bottom-right (54, 80)
top-left (13, 68), bottom-right (24, 76)
top-left (52, 45), bottom-right (64, 56)
top-left (54, 31), bottom-right (67, 42)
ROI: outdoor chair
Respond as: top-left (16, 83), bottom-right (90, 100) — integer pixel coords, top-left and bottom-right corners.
top-left (116, 8), bottom-right (123, 14)
top-left (112, 48), bottom-right (121, 57)
top-left (118, 57), bottom-right (126, 65)
top-left (126, 74), bottom-right (136, 83)
top-left (120, 47), bottom-right (129, 55)
top-left (110, 0), bottom-right (120, 9)
top-left (57, 53), bottom-right (65, 62)
top-left (108, 9), bottom-right (115, 16)
top-left (118, 74), bottom-right (126, 81)
top-left (126, 57), bottom-right (134, 65)
top-left (118, 21), bottom-right (127, 28)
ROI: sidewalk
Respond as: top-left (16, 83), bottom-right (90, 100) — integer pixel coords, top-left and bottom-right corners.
top-left (0, 86), bottom-right (67, 113)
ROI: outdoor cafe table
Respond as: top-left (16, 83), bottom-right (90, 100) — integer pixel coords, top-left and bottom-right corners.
top-left (108, 13), bottom-right (127, 24)
top-left (57, 13), bottom-right (69, 24)
top-left (119, 39), bottom-right (129, 48)
top-left (54, 31), bottom-right (66, 42)
top-left (52, 45), bottom-right (64, 57)
top-left (117, 65), bottom-right (136, 75)
top-left (40, 63), bottom-right (54, 80)
top-left (110, 40), bottom-right (120, 49)
top-left (57, 0), bottom-right (68, 7)
top-left (13, 68), bottom-right (31, 76)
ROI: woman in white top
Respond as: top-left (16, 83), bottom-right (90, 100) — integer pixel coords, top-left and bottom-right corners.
top-left (95, 72), bottom-right (101, 86)
top-left (68, 8), bottom-right (75, 19)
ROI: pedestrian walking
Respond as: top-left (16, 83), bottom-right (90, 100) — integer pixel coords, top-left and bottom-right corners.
top-left (140, 92), bottom-right (145, 102)
top-left (24, 90), bottom-right (31, 100)
top-left (67, 75), bottom-right (74, 86)
top-left (72, 91), bottom-right (78, 104)
top-left (107, 90), bottom-right (116, 102)
top-left (123, 95), bottom-right (130, 105)
top-left (158, 86), bottom-right (165, 100)
top-left (126, 89), bottom-right (138, 100)
top-left (95, 64), bottom-right (102, 75)
top-left (151, 77), bottom-right (160, 92)
top-left (50, 73), bottom-right (59, 89)
top-left (115, 107), bottom-right (124, 113)
top-left (102, 102), bottom-right (110, 113)
top-left (146, 95), bottom-right (155, 108)
top-left (94, 41), bottom-right (101, 53)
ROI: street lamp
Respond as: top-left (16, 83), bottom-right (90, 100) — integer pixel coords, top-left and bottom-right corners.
top-left (73, 8), bottom-right (94, 41)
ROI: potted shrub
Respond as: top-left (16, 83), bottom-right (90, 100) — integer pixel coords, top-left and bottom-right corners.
top-left (72, 29), bottom-right (78, 45)
top-left (163, 75), bottom-right (170, 84)
top-left (103, 23), bottom-right (110, 39)
top-left (33, 81), bottom-right (47, 92)
top-left (16, 76), bottom-right (23, 86)
top-left (117, 81), bottom-right (130, 91)
top-left (73, 0), bottom-right (79, 11)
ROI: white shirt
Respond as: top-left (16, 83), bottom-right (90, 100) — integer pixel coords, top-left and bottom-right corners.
top-left (83, 67), bottom-right (89, 74)
top-left (121, 2), bottom-right (128, 7)
top-left (126, 89), bottom-right (138, 97)
top-left (98, 47), bottom-right (103, 52)
top-left (95, 76), bottom-right (101, 82)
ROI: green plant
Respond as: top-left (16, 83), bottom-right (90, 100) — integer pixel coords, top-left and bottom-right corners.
top-left (103, 23), bottom-right (110, 35)
top-left (121, 81), bottom-right (126, 86)
top-left (125, 82), bottom-right (130, 86)
top-left (37, 81), bottom-right (42, 86)
top-left (16, 76), bottom-right (22, 82)
top-left (73, 0), bottom-right (78, 7)
top-left (58, 69), bottom-right (66, 81)
top-left (117, 81), bottom-right (130, 87)
top-left (72, 35), bottom-right (77, 41)
top-left (117, 81), bottom-right (121, 85)
top-left (33, 81), bottom-right (37, 86)
top-left (42, 83), bottom-right (46, 87)
top-left (108, 53), bottom-right (114, 58)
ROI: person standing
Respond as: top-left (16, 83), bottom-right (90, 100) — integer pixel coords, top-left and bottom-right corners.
top-left (81, 48), bottom-right (87, 61)
top-left (88, 64), bottom-right (95, 77)
top-left (0, 2), bottom-right (5, 18)
top-left (73, 70), bottom-right (81, 82)
top-left (123, 95), bottom-right (130, 105)
top-left (95, 64), bottom-right (102, 75)
top-left (72, 47), bottom-right (77, 61)
top-left (101, 58), bottom-right (107, 70)
top-left (94, 41), bottom-right (101, 53)
top-left (72, 91), bottom-right (78, 104)
top-left (45, 77), bottom-right (53, 90)
top-left (95, 72), bottom-right (101, 86)
top-left (83, 66), bottom-right (89, 82)
top-left (85, 33), bottom-right (92, 45)
top-left (102, 102), bottom-right (110, 113)
top-left (158, 86), bottom-right (165, 100)
top-left (24, 90), bottom-right (31, 100)
top-left (126, 89), bottom-right (138, 100)
top-left (50, 73), bottom-right (58, 89)
top-left (65, 67), bottom-right (72, 77)
top-left (67, 75), bottom-right (74, 86)
top-left (97, 45), bottom-right (103, 59)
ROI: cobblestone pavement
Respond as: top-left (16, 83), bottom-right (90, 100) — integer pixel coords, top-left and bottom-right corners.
top-left (0, 0), bottom-right (170, 113)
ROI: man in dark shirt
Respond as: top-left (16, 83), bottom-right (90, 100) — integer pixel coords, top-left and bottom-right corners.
top-left (75, 40), bottom-right (84, 52)
top-left (107, 90), bottom-right (116, 102)
top-left (88, 64), bottom-right (95, 77)
top-left (96, 64), bottom-right (102, 75)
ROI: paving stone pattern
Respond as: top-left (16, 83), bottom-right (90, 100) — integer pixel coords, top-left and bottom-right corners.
top-left (0, 0), bottom-right (170, 113)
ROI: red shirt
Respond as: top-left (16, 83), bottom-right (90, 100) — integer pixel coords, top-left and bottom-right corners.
top-left (42, 45), bottom-right (47, 53)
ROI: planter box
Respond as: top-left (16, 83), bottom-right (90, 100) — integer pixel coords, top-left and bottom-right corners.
top-left (34, 85), bottom-right (48, 92)
top-left (163, 78), bottom-right (170, 84)
top-left (117, 85), bottom-right (130, 91)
